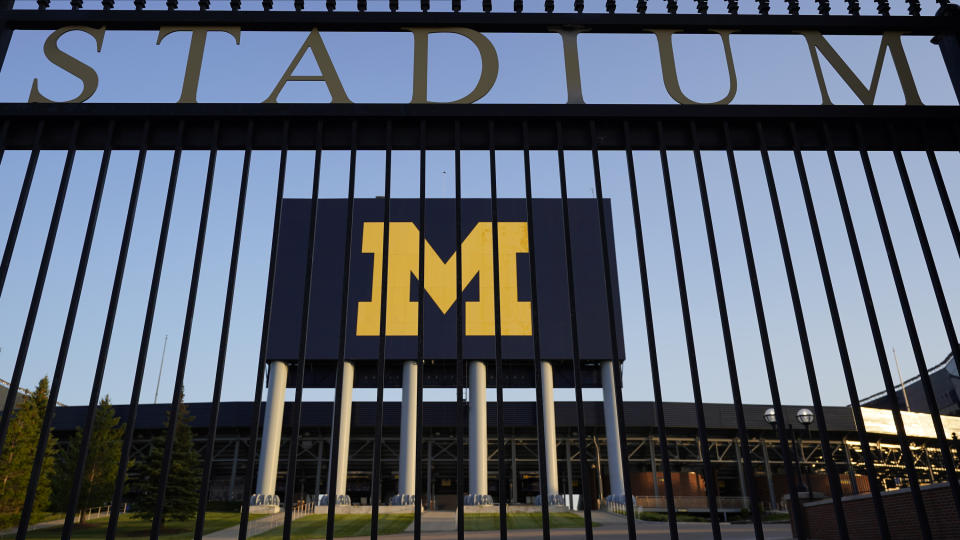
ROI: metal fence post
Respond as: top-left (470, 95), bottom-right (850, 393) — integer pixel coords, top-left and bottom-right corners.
top-left (934, 3), bottom-right (960, 102)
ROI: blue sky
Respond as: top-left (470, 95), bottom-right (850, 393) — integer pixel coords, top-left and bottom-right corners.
top-left (1, 0), bottom-right (959, 421)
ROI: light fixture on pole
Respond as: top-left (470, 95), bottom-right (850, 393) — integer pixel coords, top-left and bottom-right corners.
top-left (763, 407), bottom-right (807, 495)
top-left (796, 408), bottom-right (815, 495)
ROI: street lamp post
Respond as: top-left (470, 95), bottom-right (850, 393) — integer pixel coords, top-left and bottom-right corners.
top-left (763, 408), bottom-right (808, 496)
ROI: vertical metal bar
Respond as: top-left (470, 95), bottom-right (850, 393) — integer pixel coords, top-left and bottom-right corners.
top-left (734, 440), bottom-right (748, 503)
top-left (0, 0), bottom-right (15, 74)
top-left (325, 120), bottom-right (357, 540)
top-left (622, 122), bottom-right (678, 538)
top-left (0, 120), bottom-right (9, 181)
top-left (761, 439), bottom-right (776, 509)
top-left (151, 121), bottom-right (221, 540)
top-left (721, 121), bottom-right (806, 538)
top-left (785, 122), bottom-right (893, 539)
top-left (454, 120), bottom-right (466, 540)
top-left (922, 147), bottom-right (960, 309)
top-left (822, 123), bottom-right (929, 536)
top-left (196, 120), bottom-right (255, 538)
top-left (924, 149), bottom-right (960, 327)
top-left (883, 124), bottom-right (960, 516)
top-left (521, 120), bottom-right (552, 540)
top-left (414, 119), bottom-right (427, 538)
top-left (283, 122), bottom-right (326, 540)
top-left (63, 121), bottom-right (149, 540)
top-left (927, 445), bottom-right (938, 483)
top-left (655, 121), bottom-right (721, 536)
top-left (487, 120), bottom-right (508, 540)
top-left (755, 121), bottom-right (850, 538)
top-left (0, 121), bottom-right (74, 457)
top-left (648, 436), bottom-right (658, 499)
top-left (842, 440), bottom-right (859, 495)
top-left (370, 120), bottom-right (393, 539)
top-left (688, 120), bottom-right (764, 538)
top-left (555, 120), bottom-right (595, 539)
top-left (17, 121), bottom-right (113, 539)
top-left (933, 6), bottom-right (960, 102)
top-left (587, 120), bottom-right (636, 539)
top-left (0, 121), bottom-right (40, 300)
top-left (0, 120), bottom-right (40, 442)
top-left (854, 123), bottom-right (960, 509)
top-left (107, 120), bottom-right (185, 540)
top-left (238, 120), bottom-right (290, 540)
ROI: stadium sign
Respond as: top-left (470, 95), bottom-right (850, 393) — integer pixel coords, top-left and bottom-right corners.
top-left (26, 25), bottom-right (922, 106)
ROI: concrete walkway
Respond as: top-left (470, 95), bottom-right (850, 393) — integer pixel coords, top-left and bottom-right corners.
top-left (333, 511), bottom-right (793, 540)
top-left (403, 511), bottom-right (457, 533)
top-left (0, 518), bottom-right (64, 538)
top-left (202, 510), bottom-right (307, 539)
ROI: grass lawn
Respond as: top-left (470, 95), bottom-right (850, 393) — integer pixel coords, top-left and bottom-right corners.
top-left (250, 514), bottom-right (412, 539)
top-left (463, 512), bottom-right (591, 531)
top-left (17, 512), bottom-right (266, 539)
top-left (636, 511), bottom-right (710, 523)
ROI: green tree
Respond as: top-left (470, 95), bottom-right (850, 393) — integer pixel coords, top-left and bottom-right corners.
top-left (51, 396), bottom-right (125, 522)
top-left (0, 377), bottom-right (57, 514)
top-left (128, 395), bottom-right (201, 524)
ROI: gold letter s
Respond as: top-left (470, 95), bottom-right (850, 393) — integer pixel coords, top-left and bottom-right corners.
top-left (29, 26), bottom-right (106, 104)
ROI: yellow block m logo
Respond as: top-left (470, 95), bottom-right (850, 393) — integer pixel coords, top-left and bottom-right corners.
top-left (356, 222), bottom-right (531, 336)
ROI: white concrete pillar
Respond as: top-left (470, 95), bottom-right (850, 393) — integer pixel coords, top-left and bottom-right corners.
top-left (601, 360), bottom-right (626, 502)
top-left (466, 360), bottom-right (491, 505)
top-left (392, 360), bottom-right (418, 505)
top-left (322, 361), bottom-right (354, 505)
top-left (540, 361), bottom-right (562, 506)
top-left (252, 361), bottom-right (287, 507)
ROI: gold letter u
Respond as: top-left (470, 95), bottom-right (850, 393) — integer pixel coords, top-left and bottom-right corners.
top-left (652, 29), bottom-right (738, 105)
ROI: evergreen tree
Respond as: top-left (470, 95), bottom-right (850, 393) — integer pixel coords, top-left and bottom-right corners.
top-left (51, 396), bottom-right (125, 522)
top-left (128, 395), bottom-right (201, 524)
top-left (0, 377), bottom-right (57, 514)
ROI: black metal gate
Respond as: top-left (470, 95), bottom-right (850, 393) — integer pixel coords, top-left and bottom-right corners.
top-left (1, 1), bottom-right (960, 540)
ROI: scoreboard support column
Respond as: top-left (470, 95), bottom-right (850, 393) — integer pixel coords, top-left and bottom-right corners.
top-left (392, 360), bottom-right (418, 505)
top-left (250, 360), bottom-right (288, 511)
top-left (601, 360), bottom-right (626, 503)
top-left (465, 360), bottom-right (492, 505)
top-left (537, 360), bottom-right (565, 507)
top-left (322, 360), bottom-right (355, 506)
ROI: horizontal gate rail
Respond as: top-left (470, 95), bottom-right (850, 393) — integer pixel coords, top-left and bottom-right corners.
top-left (1, 11), bottom-right (957, 34)
top-left (0, 104), bottom-right (956, 150)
